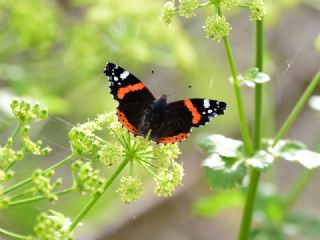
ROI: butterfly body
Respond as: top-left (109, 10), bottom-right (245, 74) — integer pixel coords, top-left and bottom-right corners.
top-left (104, 62), bottom-right (227, 144)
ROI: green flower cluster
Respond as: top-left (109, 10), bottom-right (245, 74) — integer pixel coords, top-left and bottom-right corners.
top-left (0, 99), bottom-right (52, 207)
top-left (248, 0), bottom-right (267, 21)
top-left (116, 176), bottom-right (144, 203)
top-left (179, 0), bottom-right (199, 18)
top-left (31, 210), bottom-right (74, 240)
top-left (221, 0), bottom-right (238, 10)
top-left (72, 160), bottom-right (105, 195)
top-left (10, 99), bottom-right (48, 124)
top-left (21, 125), bottom-right (52, 155)
top-left (32, 169), bottom-right (62, 202)
top-left (0, 144), bottom-right (23, 175)
top-left (68, 111), bottom-right (183, 203)
top-left (161, 1), bottom-right (176, 25)
top-left (203, 15), bottom-right (231, 42)
top-left (98, 142), bottom-right (123, 166)
top-left (154, 162), bottom-right (184, 196)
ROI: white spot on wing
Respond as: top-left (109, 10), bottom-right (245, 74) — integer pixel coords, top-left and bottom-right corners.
top-left (120, 71), bottom-right (129, 80)
top-left (114, 76), bottom-right (118, 81)
top-left (208, 109), bottom-right (213, 114)
top-left (203, 99), bottom-right (210, 108)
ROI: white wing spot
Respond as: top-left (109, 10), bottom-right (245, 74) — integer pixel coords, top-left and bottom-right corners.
top-left (120, 71), bottom-right (129, 80)
top-left (202, 111), bottom-right (206, 114)
top-left (118, 82), bottom-right (121, 85)
top-left (204, 99), bottom-right (210, 108)
top-left (208, 109), bottom-right (213, 114)
top-left (114, 76), bottom-right (118, 81)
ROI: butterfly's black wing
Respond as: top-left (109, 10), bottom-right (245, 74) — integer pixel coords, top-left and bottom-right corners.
top-left (150, 99), bottom-right (227, 144)
top-left (104, 62), bottom-right (155, 134)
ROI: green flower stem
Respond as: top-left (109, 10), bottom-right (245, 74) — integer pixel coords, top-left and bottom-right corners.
top-left (4, 154), bottom-right (75, 194)
top-left (9, 123), bottom-right (23, 143)
top-left (198, 1), bottom-right (213, 9)
top-left (68, 156), bottom-right (131, 232)
top-left (238, 19), bottom-right (264, 240)
top-left (272, 70), bottom-right (320, 147)
top-left (283, 169), bottom-right (316, 212)
top-left (216, 5), bottom-right (252, 155)
top-left (9, 187), bottom-right (74, 207)
top-left (0, 227), bottom-right (29, 240)
top-left (10, 188), bottom-right (34, 200)
top-left (4, 123), bottom-right (23, 172)
top-left (137, 160), bottom-right (157, 177)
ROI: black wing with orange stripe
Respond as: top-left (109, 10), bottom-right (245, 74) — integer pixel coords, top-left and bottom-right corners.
top-left (151, 99), bottom-right (226, 144)
top-left (104, 62), bottom-right (155, 135)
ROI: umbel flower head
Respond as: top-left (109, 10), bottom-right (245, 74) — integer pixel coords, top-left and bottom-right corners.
top-left (248, 0), bottom-right (267, 21)
top-left (203, 15), bottom-right (231, 42)
top-left (68, 111), bottom-right (184, 203)
top-left (31, 210), bottom-right (74, 240)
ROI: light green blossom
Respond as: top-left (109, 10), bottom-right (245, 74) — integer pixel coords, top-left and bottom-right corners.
top-left (32, 169), bottom-right (62, 202)
top-left (98, 142), bottom-right (123, 166)
top-left (179, 0), bottom-right (198, 19)
top-left (32, 210), bottom-right (74, 240)
top-left (203, 15), bottom-right (231, 42)
top-left (72, 160), bottom-right (105, 195)
top-left (116, 176), bottom-right (144, 203)
top-left (161, 1), bottom-right (176, 25)
top-left (248, 0), bottom-right (267, 21)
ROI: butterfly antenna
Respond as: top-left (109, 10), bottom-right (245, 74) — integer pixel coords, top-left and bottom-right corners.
top-left (166, 85), bottom-right (192, 97)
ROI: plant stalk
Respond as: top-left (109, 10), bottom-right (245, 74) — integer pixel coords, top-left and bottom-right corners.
top-left (68, 156), bottom-right (131, 232)
top-left (9, 187), bottom-right (74, 207)
top-left (0, 227), bottom-right (29, 240)
top-left (216, 5), bottom-right (252, 156)
top-left (272, 71), bottom-right (320, 147)
top-left (238, 19), bottom-right (264, 240)
top-left (4, 154), bottom-right (75, 194)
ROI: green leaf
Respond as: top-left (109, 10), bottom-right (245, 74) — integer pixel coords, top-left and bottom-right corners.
top-left (244, 67), bottom-right (259, 79)
top-left (242, 68), bottom-right (271, 88)
top-left (269, 139), bottom-right (306, 157)
top-left (199, 134), bottom-right (244, 158)
top-left (202, 154), bottom-right (247, 189)
top-left (269, 140), bottom-right (320, 169)
top-left (287, 150), bottom-right (320, 169)
top-left (247, 150), bottom-right (274, 170)
top-left (193, 190), bottom-right (244, 217)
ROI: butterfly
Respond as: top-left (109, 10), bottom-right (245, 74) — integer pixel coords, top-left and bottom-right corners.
top-left (104, 62), bottom-right (227, 144)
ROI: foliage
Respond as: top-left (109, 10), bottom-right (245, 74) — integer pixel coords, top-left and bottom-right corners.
top-left (0, 99), bottom-right (183, 238)
top-left (160, 0), bottom-right (320, 239)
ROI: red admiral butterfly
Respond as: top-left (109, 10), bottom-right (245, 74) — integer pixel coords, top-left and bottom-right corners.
top-left (104, 62), bottom-right (227, 144)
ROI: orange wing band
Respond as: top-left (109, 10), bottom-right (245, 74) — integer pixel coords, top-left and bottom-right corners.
top-left (117, 83), bottom-right (145, 99)
top-left (157, 132), bottom-right (190, 144)
top-left (184, 99), bottom-right (201, 124)
top-left (116, 110), bottom-right (138, 135)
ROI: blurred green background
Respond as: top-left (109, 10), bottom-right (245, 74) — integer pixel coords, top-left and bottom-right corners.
top-left (0, 0), bottom-right (320, 239)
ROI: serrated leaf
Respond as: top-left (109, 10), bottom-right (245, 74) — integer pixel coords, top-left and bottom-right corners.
top-left (268, 139), bottom-right (306, 159)
top-left (270, 140), bottom-right (320, 169)
top-left (287, 150), bottom-right (320, 169)
top-left (193, 190), bottom-right (244, 217)
top-left (202, 154), bottom-right (247, 189)
top-left (247, 150), bottom-right (274, 170)
top-left (200, 134), bottom-right (244, 158)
